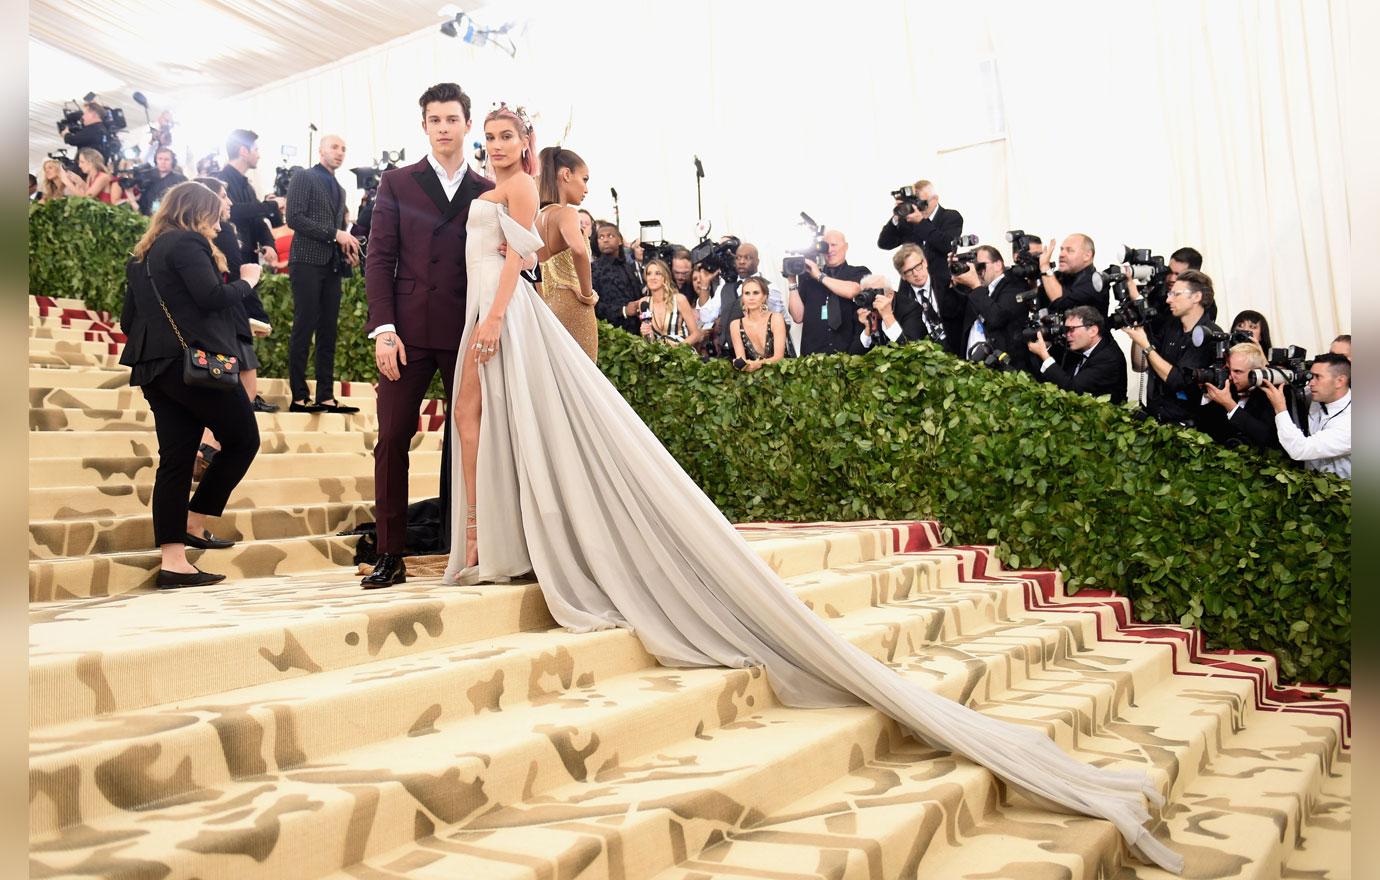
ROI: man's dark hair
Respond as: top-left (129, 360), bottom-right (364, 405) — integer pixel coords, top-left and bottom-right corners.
top-left (28, 173), bottom-right (37, 186)
top-left (225, 129), bottom-right (258, 162)
top-left (1065, 304), bottom-right (1105, 335)
top-left (976, 244), bottom-right (1004, 266)
top-left (83, 101), bottom-right (106, 117)
top-left (155, 146), bottom-right (177, 165)
top-left (1333, 333), bottom-right (1351, 344)
top-left (1171, 247), bottom-right (1203, 270)
top-left (596, 221), bottom-right (621, 236)
top-left (1314, 352), bottom-right (1351, 385)
top-left (418, 82), bottom-right (472, 121)
top-left (671, 247), bottom-right (692, 262)
top-left (1175, 269), bottom-right (1215, 311)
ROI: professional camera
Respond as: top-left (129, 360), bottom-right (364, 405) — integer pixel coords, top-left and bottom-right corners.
top-left (1006, 229), bottom-right (1043, 281)
top-left (781, 212), bottom-right (830, 277)
top-left (55, 99), bottom-right (127, 136)
top-left (1247, 346), bottom-right (1310, 389)
top-left (1186, 325), bottom-right (1238, 386)
top-left (689, 233), bottom-right (741, 283)
top-left (944, 234), bottom-right (983, 276)
top-left (967, 341), bottom-right (1013, 371)
top-left (1022, 308), bottom-right (1068, 345)
top-left (854, 287), bottom-right (888, 310)
top-left (637, 220), bottom-right (678, 267)
top-left (1122, 246), bottom-right (1171, 301)
top-left (350, 148), bottom-right (406, 198)
top-left (1098, 264), bottom-right (1160, 329)
top-left (46, 149), bottom-right (79, 175)
top-left (115, 162), bottom-right (160, 193)
top-left (891, 184), bottom-right (927, 220)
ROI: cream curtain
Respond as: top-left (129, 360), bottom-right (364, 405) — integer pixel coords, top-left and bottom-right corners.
top-left (212, 0), bottom-right (1349, 355)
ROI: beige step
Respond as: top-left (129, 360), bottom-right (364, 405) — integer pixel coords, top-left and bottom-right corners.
top-left (27, 450), bottom-right (441, 489)
top-left (26, 428), bottom-right (441, 459)
top-left (30, 406), bottom-right (383, 433)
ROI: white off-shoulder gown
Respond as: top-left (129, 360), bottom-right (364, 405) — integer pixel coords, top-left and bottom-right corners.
top-left (444, 198), bottom-right (1182, 873)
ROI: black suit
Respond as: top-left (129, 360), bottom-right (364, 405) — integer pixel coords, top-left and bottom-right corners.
top-left (215, 164), bottom-right (278, 265)
top-left (861, 286), bottom-right (932, 351)
top-left (960, 275), bottom-right (1034, 372)
top-left (877, 205), bottom-right (966, 353)
top-left (286, 164), bottom-right (350, 403)
top-left (137, 170), bottom-right (186, 216)
top-left (1200, 390), bottom-right (1284, 453)
top-left (1047, 265), bottom-right (1110, 317)
top-left (1035, 336), bottom-right (1128, 403)
top-left (119, 231), bottom-right (259, 548)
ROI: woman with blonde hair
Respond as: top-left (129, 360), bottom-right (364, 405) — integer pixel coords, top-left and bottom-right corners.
top-left (62, 147), bottom-right (122, 203)
top-left (39, 159), bottom-right (70, 201)
top-left (636, 258), bottom-right (702, 347)
top-left (119, 181), bottom-right (263, 588)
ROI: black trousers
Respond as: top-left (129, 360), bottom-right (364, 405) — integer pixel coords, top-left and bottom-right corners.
top-left (288, 261), bottom-right (343, 403)
top-left (140, 366), bottom-right (260, 546)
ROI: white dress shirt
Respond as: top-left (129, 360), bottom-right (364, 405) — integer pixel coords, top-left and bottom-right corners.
top-left (1275, 390), bottom-right (1351, 478)
top-left (369, 154), bottom-right (471, 340)
top-left (695, 278), bottom-right (727, 328)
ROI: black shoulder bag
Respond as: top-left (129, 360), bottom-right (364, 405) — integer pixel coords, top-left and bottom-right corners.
top-left (145, 259), bottom-right (242, 391)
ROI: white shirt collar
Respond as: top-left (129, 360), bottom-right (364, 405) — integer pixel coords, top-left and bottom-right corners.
top-left (427, 153), bottom-right (466, 182)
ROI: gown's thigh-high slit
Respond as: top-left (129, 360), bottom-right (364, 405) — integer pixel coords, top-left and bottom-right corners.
top-left (455, 350), bottom-right (483, 567)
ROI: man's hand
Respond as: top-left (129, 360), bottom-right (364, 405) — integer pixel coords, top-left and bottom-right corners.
top-left (803, 260), bottom-right (822, 280)
top-left (335, 230), bottom-right (361, 257)
top-left (1123, 264), bottom-right (1142, 300)
top-left (1121, 325), bottom-right (1149, 350)
top-left (1038, 238), bottom-right (1056, 272)
top-left (375, 331), bottom-right (407, 382)
top-left (1261, 380), bottom-right (1288, 414)
top-left (1027, 331), bottom-right (1049, 361)
top-left (951, 264), bottom-right (980, 289)
top-left (1204, 379), bottom-right (1236, 410)
top-left (856, 307), bottom-right (872, 326)
top-left (903, 205), bottom-right (924, 224)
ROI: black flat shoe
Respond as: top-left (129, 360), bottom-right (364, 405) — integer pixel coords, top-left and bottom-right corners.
top-left (319, 399), bottom-right (360, 414)
top-left (156, 568), bottom-right (226, 589)
top-left (183, 530), bottom-right (236, 550)
top-left (252, 395), bottom-right (280, 413)
top-left (289, 401), bottom-right (327, 413)
top-left (362, 553), bottom-right (407, 589)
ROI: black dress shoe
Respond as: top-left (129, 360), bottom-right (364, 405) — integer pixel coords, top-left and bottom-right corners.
top-left (319, 399), bottom-right (361, 414)
top-left (289, 401), bottom-right (327, 413)
top-left (252, 395), bottom-right (280, 413)
top-left (156, 568), bottom-right (227, 589)
top-left (183, 529), bottom-right (236, 550)
top-left (362, 553), bottom-right (407, 589)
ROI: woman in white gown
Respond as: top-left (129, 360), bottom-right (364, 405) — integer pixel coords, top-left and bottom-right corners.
top-left (445, 105), bottom-right (1182, 873)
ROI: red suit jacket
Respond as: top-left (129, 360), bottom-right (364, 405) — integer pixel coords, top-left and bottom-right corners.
top-left (364, 158), bottom-right (495, 351)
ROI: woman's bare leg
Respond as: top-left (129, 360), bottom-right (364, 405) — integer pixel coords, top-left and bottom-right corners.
top-left (456, 355), bottom-right (482, 567)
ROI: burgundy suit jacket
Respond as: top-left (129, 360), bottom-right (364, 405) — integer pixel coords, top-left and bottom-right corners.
top-left (364, 158), bottom-right (495, 351)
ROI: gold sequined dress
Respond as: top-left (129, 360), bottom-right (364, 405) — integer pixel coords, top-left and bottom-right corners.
top-left (536, 207), bottom-right (598, 361)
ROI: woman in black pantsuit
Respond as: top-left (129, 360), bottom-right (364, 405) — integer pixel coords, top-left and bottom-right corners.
top-left (120, 181), bottom-right (264, 588)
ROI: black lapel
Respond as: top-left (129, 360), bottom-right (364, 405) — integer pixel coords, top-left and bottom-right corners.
top-left (411, 166), bottom-right (450, 216)
top-left (445, 168), bottom-right (485, 224)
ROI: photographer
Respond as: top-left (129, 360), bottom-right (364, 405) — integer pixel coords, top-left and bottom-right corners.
top-left (285, 134), bottom-right (360, 414)
top-left (888, 244), bottom-right (945, 346)
top-left (1028, 305), bottom-right (1127, 402)
top-left (1262, 353), bottom-right (1350, 478)
top-left (1119, 269), bottom-right (1223, 427)
top-left (1037, 233), bottom-right (1109, 317)
top-left (216, 129), bottom-right (285, 266)
top-left (137, 147), bottom-right (187, 217)
top-left (671, 249), bottom-right (694, 299)
top-left (1330, 334), bottom-right (1350, 359)
top-left (592, 222), bottom-right (643, 334)
top-left (952, 245), bottom-right (1033, 372)
top-left (1201, 342), bottom-right (1284, 453)
top-left (876, 179), bottom-right (966, 351)
top-left (787, 230), bottom-right (870, 356)
top-left (1167, 247), bottom-right (1203, 286)
top-left (1229, 309), bottom-right (1272, 353)
top-left (691, 260), bottom-right (728, 354)
top-left (61, 101), bottom-right (115, 160)
top-left (854, 274), bottom-right (925, 351)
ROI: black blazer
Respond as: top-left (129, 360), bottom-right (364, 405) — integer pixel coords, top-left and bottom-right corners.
top-left (215, 165), bottom-right (277, 263)
top-left (120, 231), bottom-right (252, 380)
top-left (877, 206), bottom-right (964, 287)
top-left (1198, 390), bottom-right (1283, 453)
top-left (864, 287), bottom-right (931, 350)
top-left (961, 275), bottom-right (1034, 372)
top-left (286, 164), bottom-right (347, 266)
top-left (1036, 336), bottom-right (1128, 403)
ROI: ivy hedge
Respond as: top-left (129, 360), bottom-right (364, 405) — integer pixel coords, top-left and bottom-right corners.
top-left (30, 197), bottom-right (1351, 684)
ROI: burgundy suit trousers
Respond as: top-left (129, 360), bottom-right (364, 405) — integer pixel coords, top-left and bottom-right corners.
top-left (373, 345), bottom-right (457, 553)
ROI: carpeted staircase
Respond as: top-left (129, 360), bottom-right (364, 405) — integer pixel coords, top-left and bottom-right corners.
top-left (28, 295), bottom-right (1351, 879)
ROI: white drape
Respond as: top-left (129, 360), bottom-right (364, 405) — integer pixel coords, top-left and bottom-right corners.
top-left (211, 0), bottom-right (1348, 354)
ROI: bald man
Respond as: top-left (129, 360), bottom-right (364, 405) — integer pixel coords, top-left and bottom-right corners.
top-left (1036, 232), bottom-right (1109, 317)
top-left (787, 229), bottom-right (871, 356)
top-left (285, 134), bottom-right (362, 413)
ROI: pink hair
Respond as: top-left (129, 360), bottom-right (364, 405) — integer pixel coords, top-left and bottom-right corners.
top-left (483, 105), bottom-right (536, 175)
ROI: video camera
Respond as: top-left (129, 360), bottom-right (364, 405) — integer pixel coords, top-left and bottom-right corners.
top-left (56, 96), bottom-right (127, 165)
top-left (273, 145), bottom-right (303, 198)
top-left (891, 184), bottom-right (927, 221)
top-left (781, 212), bottom-right (830, 277)
top-left (637, 220), bottom-right (679, 267)
top-left (350, 148), bottom-right (406, 197)
top-left (46, 149), bottom-right (80, 175)
top-left (1006, 229), bottom-right (1043, 281)
top-left (689, 231), bottom-right (740, 284)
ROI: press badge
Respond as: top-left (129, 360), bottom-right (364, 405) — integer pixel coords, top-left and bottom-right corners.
top-left (820, 304), bottom-right (829, 320)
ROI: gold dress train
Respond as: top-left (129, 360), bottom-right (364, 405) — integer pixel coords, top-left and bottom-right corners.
top-left (536, 234), bottom-right (598, 362)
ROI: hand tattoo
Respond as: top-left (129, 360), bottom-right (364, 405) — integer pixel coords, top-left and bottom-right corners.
top-left (383, 336), bottom-right (396, 348)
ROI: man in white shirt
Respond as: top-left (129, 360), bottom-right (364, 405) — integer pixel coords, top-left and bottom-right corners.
top-left (1261, 353), bottom-right (1351, 479)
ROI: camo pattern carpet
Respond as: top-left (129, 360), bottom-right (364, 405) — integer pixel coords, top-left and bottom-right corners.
top-left (28, 297), bottom-right (1350, 879)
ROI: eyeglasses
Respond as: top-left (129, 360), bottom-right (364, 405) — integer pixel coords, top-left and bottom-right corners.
top-left (900, 263), bottom-right (925, 275)
top-left (1166, 289), bottom-right (1196, 299)
top-left (1064, 323), bottom-right (1088, 330)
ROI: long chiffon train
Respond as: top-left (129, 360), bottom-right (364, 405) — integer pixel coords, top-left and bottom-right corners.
top-left (444, 199), bottom-right (1182, 873)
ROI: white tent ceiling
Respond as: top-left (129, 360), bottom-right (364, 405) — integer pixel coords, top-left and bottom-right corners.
top-left (27, 0), bottom-right (479, 170)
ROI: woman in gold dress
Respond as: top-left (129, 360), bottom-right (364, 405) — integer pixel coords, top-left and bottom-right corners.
top-left (535, 147), bottom-right (599, 361)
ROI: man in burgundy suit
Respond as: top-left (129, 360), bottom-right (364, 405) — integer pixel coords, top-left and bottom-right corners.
top-left (362, 82), bottom-right (495, 588)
